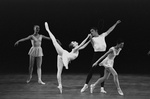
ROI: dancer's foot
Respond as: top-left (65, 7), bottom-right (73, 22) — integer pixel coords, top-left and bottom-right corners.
top-left (80, 84), bottom-right (88, 93)
top-left (57, 85), bottom-right (62, 94)
top-left (26, 76), bottom-right (32, 83)
top-left (117, 88), bottom-right (124, 95)
top-left (38, 80), bottom-right (45, 85)
top-left (100, 87), bottom-right (107, 93)
top-left (65, 65), bottom-right (68, 69)
top-left (90, 84), bottom-right (95, 93)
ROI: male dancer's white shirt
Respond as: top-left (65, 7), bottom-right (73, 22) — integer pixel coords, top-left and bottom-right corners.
top-left (92, 33), bottom-right (107, 52)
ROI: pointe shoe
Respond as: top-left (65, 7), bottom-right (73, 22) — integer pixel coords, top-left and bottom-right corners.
top-left (26, 79), bottom-right (31, 83)
top-left (80, 84), bottom-right (88, 93)
top-left (65, 66), bottom-right (68, 69)
top-left (100, 87), bottom-right (107, 93)
top-left (26, 76), bottom-right (32, 83)
top-left (90, 84), bottom-right (95, 93)
top-left (117, 88), bottom-right (124, 95)
top-left (57, 85), bottom-right (62, 94)
top-left (38, 80), bottom-right (45, 85)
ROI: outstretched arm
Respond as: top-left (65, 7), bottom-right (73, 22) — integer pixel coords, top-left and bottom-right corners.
top-left (104, 20), bottom-right (121, 36)
top-left (42, 35), bottom-right (51, 40)
top-left (74, 34), bottom-right (91, 51)
top-left (14, 35), bottom-right (32, 46)
top-left (89, 34), bottom-right (94, 46)
top-left (92, 48), bottom-right (113, 67)
top-left (78, 40), bottom-right (91, 50)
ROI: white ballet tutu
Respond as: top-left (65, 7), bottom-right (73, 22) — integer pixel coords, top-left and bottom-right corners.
top-left (99, 57), bottom-right (114, 68)
top-left (28, 46), bottom-right (43, 57)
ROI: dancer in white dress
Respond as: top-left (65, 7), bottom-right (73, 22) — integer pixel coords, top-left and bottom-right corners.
top-left (45, 22), bottom-right (91, 93)
top-left (90, 42), bottom-right (124, 95)
top-left (15, 25), bottom-right (51, 85)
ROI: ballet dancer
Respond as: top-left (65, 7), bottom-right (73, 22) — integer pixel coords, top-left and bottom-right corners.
top-left (90, 42), bottom-right (124, 95)
top-left (15, 25), bottom-right (52, 85)
top-left (45, 22), bottom-right (91, 93)
top-left (81, 20), bottom-right (121, 93)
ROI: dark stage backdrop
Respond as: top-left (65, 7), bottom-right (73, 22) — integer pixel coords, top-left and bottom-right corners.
top-left (0, 0), bottom-right (150, 74)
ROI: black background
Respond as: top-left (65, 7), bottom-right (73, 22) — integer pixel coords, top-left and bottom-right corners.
top-left (0, 0), bottom-right (150, 74)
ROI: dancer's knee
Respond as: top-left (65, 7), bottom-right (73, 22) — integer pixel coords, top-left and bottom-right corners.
top-left (113, 74), bottom-right (118, 81)
top-left (114, 74), bottom-right (118, 78)
top-left (37, 65), bottom-right (41, 69)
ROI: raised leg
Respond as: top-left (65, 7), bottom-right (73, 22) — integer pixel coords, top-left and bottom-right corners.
top-left (45, 22), bottom-right (64, 56)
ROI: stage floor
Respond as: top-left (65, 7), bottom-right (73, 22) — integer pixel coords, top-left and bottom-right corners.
top-left (0, 74), bottom-right (150, 99)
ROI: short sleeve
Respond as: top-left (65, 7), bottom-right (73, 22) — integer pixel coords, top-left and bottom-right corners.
top-left (102, 32), bottom-right (108, 37)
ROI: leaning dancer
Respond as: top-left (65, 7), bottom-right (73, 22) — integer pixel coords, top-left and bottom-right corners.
top-left (45, 22), bottom-right (91, 93)
top-left (15, 25), bottom-right (51, 85)
top-left (81, 20), bottom-right (121, 93)
top-left (90, 42), bottom-right (124, 95)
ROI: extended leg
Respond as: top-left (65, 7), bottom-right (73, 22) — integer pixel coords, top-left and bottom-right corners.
top-left (37, 57), bottom-right (45, 85)
top-left (109, 67), bottom-right (124, 95)
top-left (99, 66), bottom-right (106, 93)
top-left (27, 55), bottom-right (34, 83)
top-left (57, 55), bottom-right (64, 93)
top-left (45, 22), bottom-right (64, 56)
top-left (80, 66), bottom-right (96, 92)
top-left (90, 68), bottom-right (109, 93)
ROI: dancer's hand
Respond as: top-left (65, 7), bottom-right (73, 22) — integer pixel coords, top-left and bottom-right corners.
top-left (88, 34), bottom-right (91, 37)
top-left (92, 62), bottom-right (97, 67)
top-left (14, 41), bottom-right (19, 46)
top-left (117, 20), bottom-right (121, 24)
top-left (88, 34), bottom-right (92, 39)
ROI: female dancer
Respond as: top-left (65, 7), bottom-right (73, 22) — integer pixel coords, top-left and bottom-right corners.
top-left (81, 20), bottom-right (121, 93)
top-left (45, 22), bottom-right (91, 93)
top-left (15, 25), bottom-right (51, 85)
top-left (90, 42), bottom-right (124, 95)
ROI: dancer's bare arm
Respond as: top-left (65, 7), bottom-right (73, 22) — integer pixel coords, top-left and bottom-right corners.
top-left (89, 35), bottom-right (94, 47)
top-left (79, 40), bottom-right (91, 50)
top-left (14, 35), bottom-right (32, 46)
top-left (116, 48), bottom-right (122, 55)
top-left (103, 20), bottom-right (121, 37)
top-left (42, 35), bottom-right (51, 40)
top-left (92, 49), bottom-right (113, 67)
top-left (74, 34), bottom-right (91, 51)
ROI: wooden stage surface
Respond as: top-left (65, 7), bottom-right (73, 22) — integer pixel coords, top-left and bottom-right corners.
top-left (0, 74), bottom-right (150, 99)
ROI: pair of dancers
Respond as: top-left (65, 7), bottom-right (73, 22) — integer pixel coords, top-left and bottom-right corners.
top-left (80, 20), bottom-right (124, 95)
top-left (15, 21), bottom-right (124, 95)
top-left (90, 42), bottom-right (124, 95)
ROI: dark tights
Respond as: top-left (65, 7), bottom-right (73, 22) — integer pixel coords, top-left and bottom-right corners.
top-left (85, 52), bottom-right (105, 87)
